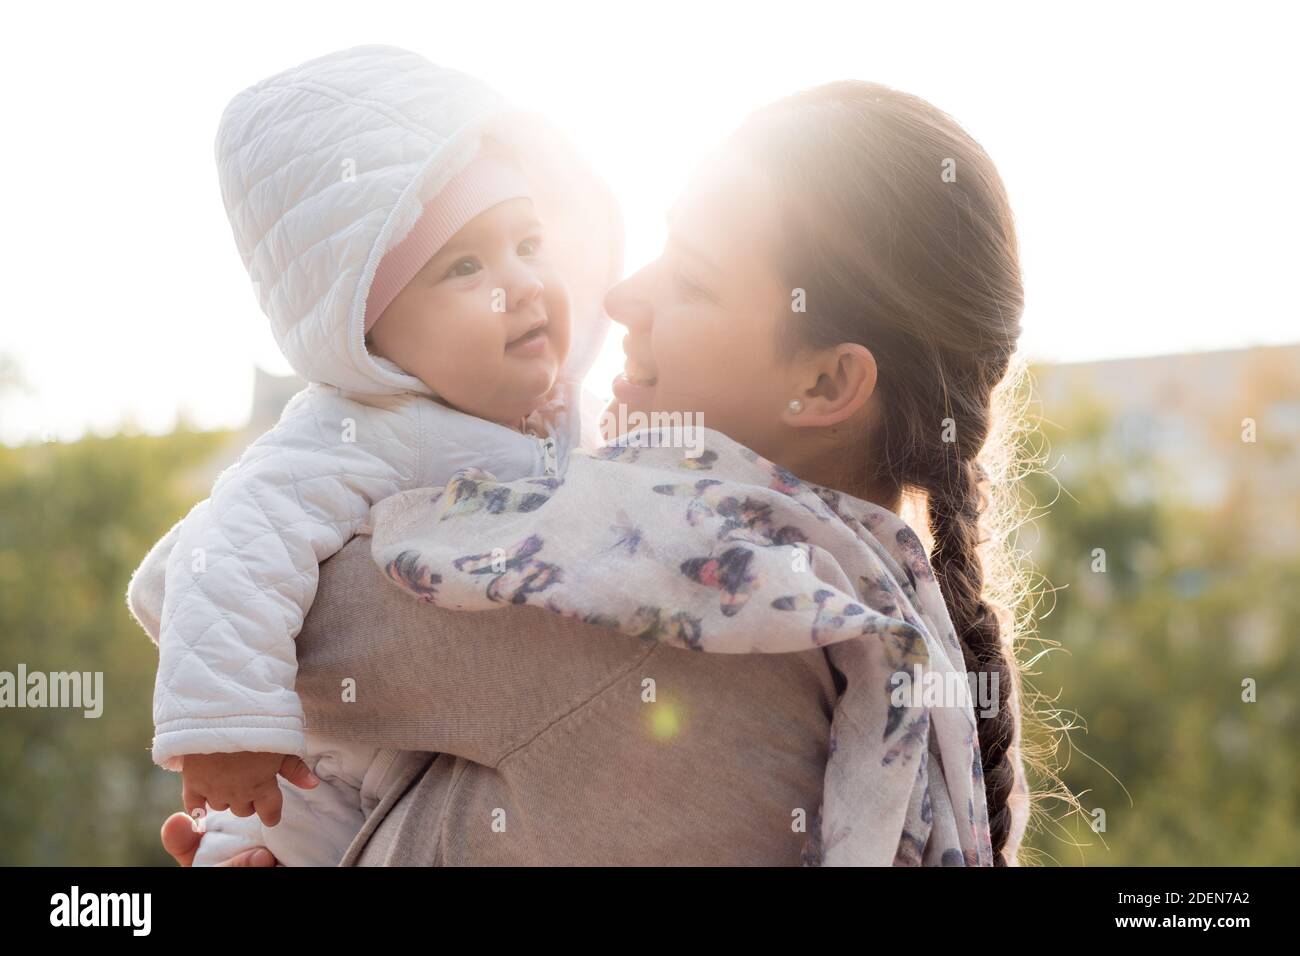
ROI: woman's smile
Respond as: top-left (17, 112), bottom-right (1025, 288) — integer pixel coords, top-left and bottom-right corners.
top-left (611, 369), bottom-right (657, 404)
top-left (612, 347), bottom-right (659, 404)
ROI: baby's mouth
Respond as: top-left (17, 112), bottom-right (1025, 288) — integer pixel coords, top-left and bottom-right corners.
top-left (506, 319), bottom-right (548, 349)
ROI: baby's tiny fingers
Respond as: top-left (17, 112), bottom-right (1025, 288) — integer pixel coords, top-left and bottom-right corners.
top-left (255, 791), bottom-right (284, 827)
top-left (228, 801), bottom-right (256, 818)
top-left (181, 781), bottom-right (207, 818)
top-left (277, 755), bottom-right (320, 790)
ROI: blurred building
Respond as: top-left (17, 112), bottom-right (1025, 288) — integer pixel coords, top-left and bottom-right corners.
top-left (1033, 341), bottom-right (1300, 548)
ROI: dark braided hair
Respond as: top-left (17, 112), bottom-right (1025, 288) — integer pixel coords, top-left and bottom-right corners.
top-left (734, 81), bottom-right (1026, 864)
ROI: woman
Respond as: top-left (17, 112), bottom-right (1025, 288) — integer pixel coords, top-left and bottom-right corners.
top-left (163, 79), bottom-right (1031, 866)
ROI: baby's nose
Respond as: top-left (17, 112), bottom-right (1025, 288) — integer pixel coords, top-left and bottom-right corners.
top-left (508, 275), bottom-right (545, 312)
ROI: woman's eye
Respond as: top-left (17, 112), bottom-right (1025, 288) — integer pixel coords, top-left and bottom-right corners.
top-left (518, 236), bottom-right (542, 256)
top-left (674, 269), bottom-right (710, 301)
top-left (445, 257), bottom-right (481, 279)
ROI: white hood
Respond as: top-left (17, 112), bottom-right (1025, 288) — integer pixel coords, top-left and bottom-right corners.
top-left (215, 45), bottom-right (623, 396)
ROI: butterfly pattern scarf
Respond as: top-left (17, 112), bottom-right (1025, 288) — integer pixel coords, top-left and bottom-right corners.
top-left (368, 426), bottom-right (1006, 866)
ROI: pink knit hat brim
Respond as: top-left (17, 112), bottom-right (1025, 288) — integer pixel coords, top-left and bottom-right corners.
top-left (364, 154), bottom-right (533, 333)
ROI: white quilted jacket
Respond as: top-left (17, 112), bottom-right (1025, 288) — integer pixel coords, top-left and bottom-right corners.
top-left (126, 45), bottom-right (622, 776)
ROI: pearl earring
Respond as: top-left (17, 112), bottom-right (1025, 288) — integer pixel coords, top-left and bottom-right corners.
top-left (788, 399), bottom-right (804, 414)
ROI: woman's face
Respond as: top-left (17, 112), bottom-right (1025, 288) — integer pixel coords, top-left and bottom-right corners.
top-left (603, 146), bottom-right (802, 463)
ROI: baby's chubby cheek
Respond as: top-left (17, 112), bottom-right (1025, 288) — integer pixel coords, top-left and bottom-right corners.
top-left (543, 285), bottom-right (573, 365)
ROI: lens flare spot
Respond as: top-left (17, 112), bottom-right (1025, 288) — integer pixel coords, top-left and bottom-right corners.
top-left (648, 702), bottom-right (682, 741)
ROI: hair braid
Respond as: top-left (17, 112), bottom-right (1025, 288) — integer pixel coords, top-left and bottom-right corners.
top-left (926, 450), bottom-right (1019, 865)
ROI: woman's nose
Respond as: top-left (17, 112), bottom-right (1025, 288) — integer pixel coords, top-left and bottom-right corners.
top-left (604, 269), bottom-right (653, 331)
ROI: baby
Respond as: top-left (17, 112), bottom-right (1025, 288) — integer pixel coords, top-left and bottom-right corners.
top-left (125, 47), bottom-right (621, 864)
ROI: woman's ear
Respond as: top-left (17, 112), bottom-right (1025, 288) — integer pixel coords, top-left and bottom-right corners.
top-left (785, 343), bottom-right (878, 428)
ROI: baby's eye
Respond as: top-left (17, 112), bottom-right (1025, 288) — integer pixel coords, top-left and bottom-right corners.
top-left (444, 257), bottom-right (481, 279)
top-left (518, 236), bottom-right (542, 256)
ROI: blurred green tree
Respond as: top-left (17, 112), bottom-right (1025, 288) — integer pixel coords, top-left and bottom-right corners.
top-left (1020, 375), bottom-right (1300, 865)
top-left (0, 426), bottom-right (228, 865)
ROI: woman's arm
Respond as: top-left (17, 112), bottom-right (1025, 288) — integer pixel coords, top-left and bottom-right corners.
top-left (295, 536), bottom-right (658, 767)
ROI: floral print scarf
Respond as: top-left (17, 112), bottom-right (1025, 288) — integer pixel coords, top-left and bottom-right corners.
top-left (368, 427), bottom-right (1020, 866)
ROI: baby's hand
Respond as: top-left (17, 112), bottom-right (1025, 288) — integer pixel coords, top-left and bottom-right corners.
top-left (181, 752), bottom-right (320, 827)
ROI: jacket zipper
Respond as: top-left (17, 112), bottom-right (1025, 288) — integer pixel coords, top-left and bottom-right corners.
top-left (539, 435), bottom-right (558, 476)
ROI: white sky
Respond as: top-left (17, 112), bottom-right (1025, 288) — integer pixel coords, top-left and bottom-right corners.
top-left (2, 0), bottom-right (1296, 444)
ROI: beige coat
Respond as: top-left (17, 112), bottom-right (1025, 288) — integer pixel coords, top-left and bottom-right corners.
top-left (296, 537), bottom-right (838, 865)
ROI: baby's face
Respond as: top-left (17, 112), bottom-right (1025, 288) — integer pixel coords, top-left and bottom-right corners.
top-left (367, 197), bottom-right (571, 424)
